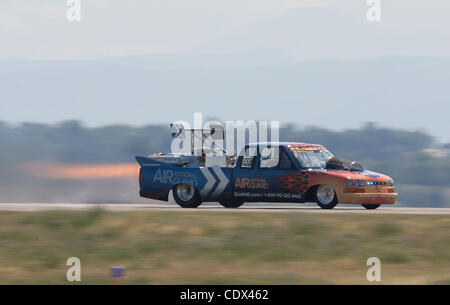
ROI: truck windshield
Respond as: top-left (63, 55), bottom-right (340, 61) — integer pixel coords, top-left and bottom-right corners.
top-left (289, 146), bottom-right (334, 169)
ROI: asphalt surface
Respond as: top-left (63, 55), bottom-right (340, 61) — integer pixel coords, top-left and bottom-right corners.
top-left (0, 203), bottom-right (449, 214)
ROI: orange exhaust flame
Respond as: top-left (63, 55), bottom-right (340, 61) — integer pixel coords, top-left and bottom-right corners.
top-left (22, 162), bottom-right (139, 180)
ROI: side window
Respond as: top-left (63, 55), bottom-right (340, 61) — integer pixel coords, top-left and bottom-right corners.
top-left (240, 147), bottom-right (256, 169)
top-left (278, 150), bottom-right (295, 169)
top-left (259, 146), bottom-right (279, 169)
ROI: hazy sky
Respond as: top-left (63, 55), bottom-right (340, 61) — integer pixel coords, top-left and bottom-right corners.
top-left (1, 1), bottom-right (450, 141)
top-left (1, 0), bottom-right (450, 60)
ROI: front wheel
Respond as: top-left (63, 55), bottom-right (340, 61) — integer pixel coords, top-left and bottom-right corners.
top-left (362, 204), bottom-right (380, 210)
top-left (173, 183), bottom-right (202, 208)
top-left (315, 184), bottom-right (338, 209)
top-left (219, 201), bottom-right (244, 208)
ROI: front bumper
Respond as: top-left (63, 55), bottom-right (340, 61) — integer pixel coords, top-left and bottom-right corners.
top-left (339, 192), bottom-right (398, 204)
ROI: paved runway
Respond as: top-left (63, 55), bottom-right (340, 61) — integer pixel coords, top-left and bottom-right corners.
top-left (0, 203), bottom-right (449, 214)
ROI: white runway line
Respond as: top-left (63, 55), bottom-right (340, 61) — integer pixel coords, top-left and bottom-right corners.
top-left (0, 203), bottom-right (449, 214)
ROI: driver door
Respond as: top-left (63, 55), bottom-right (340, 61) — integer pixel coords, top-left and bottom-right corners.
top-left (254, 146), bottom-right (302, 202)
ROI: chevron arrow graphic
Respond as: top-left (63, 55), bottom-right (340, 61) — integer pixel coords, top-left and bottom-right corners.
top-left (212, 167), bottom-right (229, 197)
top-left (200, 168), bottom-right (216, 198)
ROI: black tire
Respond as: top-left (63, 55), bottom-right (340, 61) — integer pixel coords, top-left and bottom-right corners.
top-left (219, 201), bottom-right (245, 208)
top-left (314, 184), bottom-right (338, 209)
top-left (173, 183), bottom-right (202, 208)
top-left (362, 204), bottom-right (380, 210)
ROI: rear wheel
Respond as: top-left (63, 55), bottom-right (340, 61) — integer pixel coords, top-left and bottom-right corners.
top-left (315, 184), bottom-right (338, 209)
top-left (219, 201), bottom-right (244, 208)
top-left (362, 204), bottom-right (380, 210)
top-left (173, 183), bottom-right (202, 208)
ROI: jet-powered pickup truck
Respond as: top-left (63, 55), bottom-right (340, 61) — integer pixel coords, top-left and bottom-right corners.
top-left (136, 141), bottom-right (398, 210)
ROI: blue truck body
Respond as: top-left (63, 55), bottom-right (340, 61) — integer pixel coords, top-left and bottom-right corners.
top-left (136, 145), bottom-right (303, 204)
top-left (136, 142), bottom-right (397, 209)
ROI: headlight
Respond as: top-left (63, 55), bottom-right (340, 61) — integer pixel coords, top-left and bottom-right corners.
top-left (346, 180), bottom-right (366, 187)
top-left (387, 179), bottom-right (395, 186)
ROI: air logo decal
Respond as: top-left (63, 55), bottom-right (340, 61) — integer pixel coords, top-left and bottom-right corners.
top-left (153, 169), bottom-right (174, 184)
top-left (153, 169), bottom-right (197, 186)
top-left (235, 177), bottom-right (268, 190)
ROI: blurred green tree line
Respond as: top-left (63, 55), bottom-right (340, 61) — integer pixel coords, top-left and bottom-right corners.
top-left (0, 121), bottom-right (448, 206)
